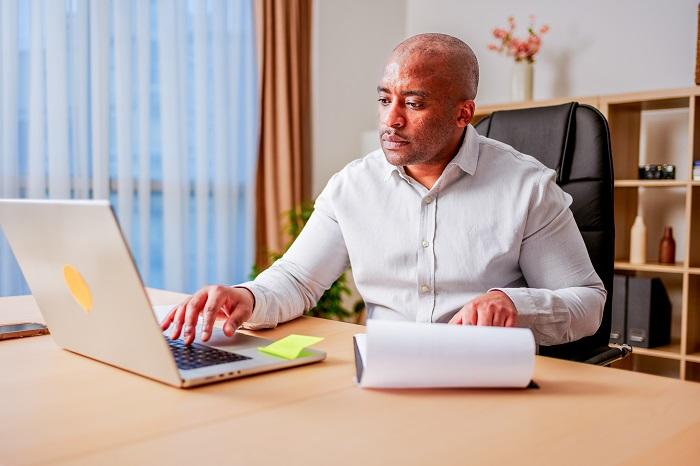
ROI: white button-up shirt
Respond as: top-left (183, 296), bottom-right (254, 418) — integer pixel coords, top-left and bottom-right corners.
top-left (240, 125), bottom-right (606, 346)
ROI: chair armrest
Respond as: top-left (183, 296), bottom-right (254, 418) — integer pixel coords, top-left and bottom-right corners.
top-left (583, 344), bottom-right (632, 366)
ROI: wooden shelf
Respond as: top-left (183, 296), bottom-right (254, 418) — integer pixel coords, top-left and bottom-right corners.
top-left (626, 341), bottom-right (682, 360)
top-left (614, 261), bottom-right (685, 274)
top-left (479, 87), bottom-right (700, 383)
top-left (602, 87), bottom-right (693, 110)
top-left (614, 180), bottom-right (687, 188)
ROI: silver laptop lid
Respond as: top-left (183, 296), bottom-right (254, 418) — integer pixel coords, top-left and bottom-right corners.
top-left (0, 199), bottom-right (181, 386)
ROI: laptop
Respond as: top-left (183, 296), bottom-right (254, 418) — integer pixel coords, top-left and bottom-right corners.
top-left (0, 199), bottom-right (325, 388)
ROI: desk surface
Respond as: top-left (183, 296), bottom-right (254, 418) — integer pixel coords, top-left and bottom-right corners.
top-left (2, 290), bottom-right (700, 466)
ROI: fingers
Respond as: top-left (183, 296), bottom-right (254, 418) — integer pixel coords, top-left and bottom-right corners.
top-left (449, 303), bottom-right (477, 325)
top-left (492, 307), bottom-right (507, 327)
top-left (170, 300), bottom-right (189, 340)
top-left (476, 304), bottom-right (494, 326)
top-left (451, 300), bottom-right (517, 327)
top-left (166, 286), bottom-right (255, 344)
top-left (200, 287), bottom-right (225, 343)
top-left (460, 291), bottom-right (518, 327)
top-left (222, 295), bottom-right (254, 337)
top-left (466, 303), bottom-right (478, 325)
top-left (160, 305), bottom-right (178, 330)
top-left (223, 306), bottom-right (245, 336)
top-left (183, 290), bottom-right (209, 345)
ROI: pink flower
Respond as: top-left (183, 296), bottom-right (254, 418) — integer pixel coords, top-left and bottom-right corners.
top-left (487, 15), bottom-right (549, 63)
top-left (528, 35), bottom-right (541, 46)
top-left (492, 27), bottom-right (508, 39)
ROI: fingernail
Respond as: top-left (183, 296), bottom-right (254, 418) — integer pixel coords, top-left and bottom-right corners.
top-left (202, 330), bottom-right (210, 341)
top-left (184, 325), bottom-right (192, 337)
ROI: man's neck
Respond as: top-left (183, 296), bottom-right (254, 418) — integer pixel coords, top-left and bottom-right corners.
top-left (404, 161), bottom-right (450, 190)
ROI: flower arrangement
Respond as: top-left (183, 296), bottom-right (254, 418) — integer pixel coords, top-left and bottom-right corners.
top-left (488, 16), bottom-right (549, 63)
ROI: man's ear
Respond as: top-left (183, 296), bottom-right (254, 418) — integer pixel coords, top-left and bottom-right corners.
top-left (456, 100), bottom-right (476, 127)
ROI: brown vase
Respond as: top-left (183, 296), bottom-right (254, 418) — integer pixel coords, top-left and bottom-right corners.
top-left (658, 226), bottom-right (676, 264)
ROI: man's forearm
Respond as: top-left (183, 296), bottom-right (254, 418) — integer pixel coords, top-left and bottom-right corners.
top-left (492, 284), bottom-right (606, 346)
top-left (237, 259), bottom-right (325, 329)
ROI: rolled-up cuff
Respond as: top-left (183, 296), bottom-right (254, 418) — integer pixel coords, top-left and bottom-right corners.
top-left (233, 282), bottom-right (275, 330)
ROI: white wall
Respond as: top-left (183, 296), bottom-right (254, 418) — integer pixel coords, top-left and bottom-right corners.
top-left (312, 0), bottom-right (697, 193)
top-left (311, 0), bottom-right (406, 196)
top-left (405, 0), bottom-right (697, 105)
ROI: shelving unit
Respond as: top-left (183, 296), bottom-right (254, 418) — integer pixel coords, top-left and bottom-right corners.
top-left (614, 180), bottom-right (687, 188)
top-left (474, 87), bottom-right (700, 383)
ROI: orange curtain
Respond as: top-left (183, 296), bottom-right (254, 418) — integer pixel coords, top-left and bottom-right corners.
top-left (254, 0), bottom-right (312, 267)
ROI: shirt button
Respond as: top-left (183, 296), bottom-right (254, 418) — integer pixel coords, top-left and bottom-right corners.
top-left (420, 284), bottom-right (430, 293)
top-left (421, 240), bottom-right (429, 248)
top-left (424, 196), bottom-right (434, 204)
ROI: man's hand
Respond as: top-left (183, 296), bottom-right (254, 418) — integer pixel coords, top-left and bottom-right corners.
top-left (448, 290), bottom-right (517, 327)
top-left (160, 285), bottom-right (255, 345)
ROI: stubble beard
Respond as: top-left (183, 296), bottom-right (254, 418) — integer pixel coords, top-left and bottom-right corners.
top-left (382, 145), bottom-right (435, 167)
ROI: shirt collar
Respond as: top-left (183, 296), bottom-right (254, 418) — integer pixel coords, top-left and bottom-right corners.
top-left (381, 124), bottom-right (480, 182)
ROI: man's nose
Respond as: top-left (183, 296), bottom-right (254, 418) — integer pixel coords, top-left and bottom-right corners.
top-left (383, 102), bottom-right (405, 128)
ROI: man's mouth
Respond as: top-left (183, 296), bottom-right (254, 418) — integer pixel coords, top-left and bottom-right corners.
top-left (381, 135), bottom-right (409, 150)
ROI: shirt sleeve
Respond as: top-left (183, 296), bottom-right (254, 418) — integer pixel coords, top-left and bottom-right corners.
top-left (236, 175), bottom-right (350, 330)
top-left (490, 168), bottom-right (606, 346)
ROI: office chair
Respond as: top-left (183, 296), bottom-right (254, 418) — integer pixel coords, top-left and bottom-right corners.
top-left (474, 102), bottom-right (631, 366)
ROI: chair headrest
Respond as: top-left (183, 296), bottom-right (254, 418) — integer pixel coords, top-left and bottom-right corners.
top-left (478, 102), bottom-right (577, 184)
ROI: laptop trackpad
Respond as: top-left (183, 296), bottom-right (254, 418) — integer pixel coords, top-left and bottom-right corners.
top-left (204, 327), bottom-right (271, 352)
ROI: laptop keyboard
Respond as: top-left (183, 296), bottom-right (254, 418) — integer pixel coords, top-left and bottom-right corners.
top-left (165, 336), bottom-right (251, 370)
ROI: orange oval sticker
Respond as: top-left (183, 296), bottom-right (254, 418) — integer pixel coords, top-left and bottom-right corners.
top-left (63, 265), bottom-right (93, 313)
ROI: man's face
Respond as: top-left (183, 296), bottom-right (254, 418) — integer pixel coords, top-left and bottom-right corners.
top-left (377, 55), bottom-right (462, 166)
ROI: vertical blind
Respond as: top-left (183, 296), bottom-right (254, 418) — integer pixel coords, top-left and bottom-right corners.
top-left (0, 0), bottom-right (259, 296)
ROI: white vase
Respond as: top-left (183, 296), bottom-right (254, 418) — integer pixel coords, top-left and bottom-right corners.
top-left (511, 60), bottom-right (534, 102)
top-left (629, 215), bottom-right (647, 264)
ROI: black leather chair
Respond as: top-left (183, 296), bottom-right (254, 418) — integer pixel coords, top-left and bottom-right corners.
top-left (474, 102), bottom-right (631, 365)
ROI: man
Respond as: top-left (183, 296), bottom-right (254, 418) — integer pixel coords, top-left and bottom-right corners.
top-left (161, 33), bottom-right (606, 348)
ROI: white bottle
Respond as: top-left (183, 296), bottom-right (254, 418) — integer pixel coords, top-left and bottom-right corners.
top-left (629, 215), bottom-right (647, 264)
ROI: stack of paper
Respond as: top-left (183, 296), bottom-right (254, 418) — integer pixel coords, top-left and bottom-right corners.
top-left (354, 320), bottom-right (535, 388)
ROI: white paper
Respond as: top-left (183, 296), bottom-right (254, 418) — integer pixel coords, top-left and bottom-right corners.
top-left (355, 320), bottom-right (535, 388)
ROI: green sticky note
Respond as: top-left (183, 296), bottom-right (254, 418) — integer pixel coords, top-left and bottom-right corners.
top-left (258, 334), bottom-right (324, 360)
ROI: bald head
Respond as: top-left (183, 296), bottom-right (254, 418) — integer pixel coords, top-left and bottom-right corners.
top-left (377, 33), bottom-right (478, 171)
top-left (391, 33), bottom-right (479, 100)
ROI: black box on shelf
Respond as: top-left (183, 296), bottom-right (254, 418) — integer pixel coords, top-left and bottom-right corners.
top-left (626, 277), bottom-right (672, 348)
top-left (610, 274), bottom-right (627, 345)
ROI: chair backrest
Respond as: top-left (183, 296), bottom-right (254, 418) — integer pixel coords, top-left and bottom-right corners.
top-left (474, 103), bottom-right (614, 360)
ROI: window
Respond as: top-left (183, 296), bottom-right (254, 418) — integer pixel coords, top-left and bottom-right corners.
top-left (0, 0), bottom-right (258, 296)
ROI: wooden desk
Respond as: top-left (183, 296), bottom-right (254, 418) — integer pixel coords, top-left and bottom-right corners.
top-left (2, 291), bottom-right (700, 466)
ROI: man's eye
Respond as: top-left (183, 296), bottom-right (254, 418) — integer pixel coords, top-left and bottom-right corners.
top-left (377, 98), bottom-right (390, 105)
top-left (406, 102), bottom-right (423, 109)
